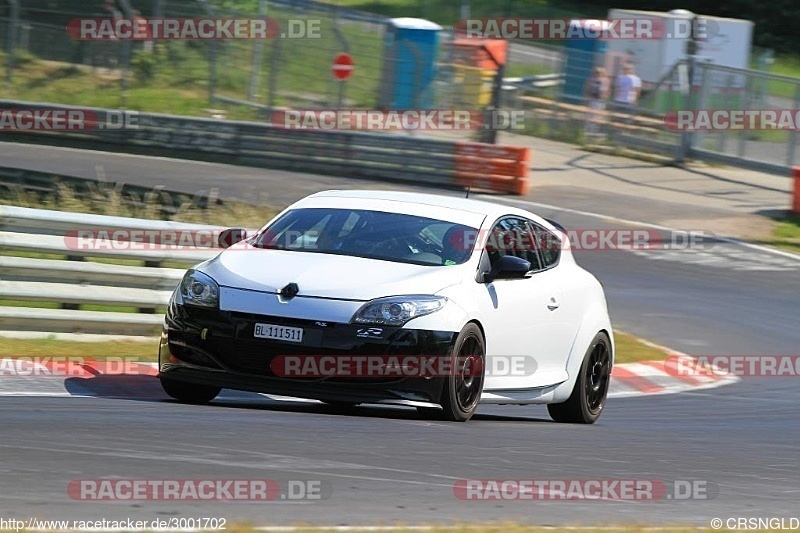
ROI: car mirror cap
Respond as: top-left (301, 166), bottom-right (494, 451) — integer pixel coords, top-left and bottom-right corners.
top-left (217, 228), bottom-right (248, 249)
top-left (487, 255), bottom-right (532, 281)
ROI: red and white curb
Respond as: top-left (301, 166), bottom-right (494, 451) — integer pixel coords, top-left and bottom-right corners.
top-left (610, 338), bottom-right (740, 398)
top-left (0, 350), bottom-right (739, 401)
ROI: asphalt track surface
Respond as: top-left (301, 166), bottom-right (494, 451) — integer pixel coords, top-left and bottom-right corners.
top-left (1, 143), bottom-right (799, 526)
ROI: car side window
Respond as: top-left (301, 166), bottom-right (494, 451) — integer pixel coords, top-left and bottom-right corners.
top-left (530, 222), bottom-right (561, 268)
top-left (485, 217), bottom-right (541, 272)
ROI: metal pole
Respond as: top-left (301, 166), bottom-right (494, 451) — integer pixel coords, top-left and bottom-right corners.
top-left (330, 7), bottom-right (350, 109)
top-left (478, 44), bottom-right (504, 144)
top-left (716, 74), bottom-right (733, 154)
top-left (117, 0), bottom-right (135, 107)
top-left (267, 37), bottom-right (279, 109)
top-left (248, 0), bottom-right (268, 101)
top-left (208, 41), bottom-right (218, 105)
top-left (787, 83), bottom-right (800, 167)
top-left (6, 0), bottom-right (19, 85)
top-left (197, 0), bottom-right (217, 105)
top-left (737, 73), bottom-right (753, 158)
top-left (337, 80), bottom-right (345, 108)
top-left (678, 55), bottom-right (696, 164)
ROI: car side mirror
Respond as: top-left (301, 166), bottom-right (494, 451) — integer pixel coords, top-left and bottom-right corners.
top-left (483, 255), bottom-right (532, 282)
top-left (217, 228), bottom-right (248, 249)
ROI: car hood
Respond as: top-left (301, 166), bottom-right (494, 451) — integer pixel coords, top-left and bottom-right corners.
top-left (199, 245), bottom-right (466, 301)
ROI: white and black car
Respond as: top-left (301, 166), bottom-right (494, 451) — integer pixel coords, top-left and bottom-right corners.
top-left (158, 190), bottom-right (613, 422)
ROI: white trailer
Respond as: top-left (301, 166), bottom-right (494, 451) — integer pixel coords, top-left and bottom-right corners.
top-left (605, 9), bottom-right (753, 87)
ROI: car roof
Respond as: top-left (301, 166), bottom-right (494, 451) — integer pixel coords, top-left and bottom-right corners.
top-left (306, 189), bottom-right (543, 224)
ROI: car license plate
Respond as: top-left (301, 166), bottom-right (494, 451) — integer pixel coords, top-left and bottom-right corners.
top-left (254, 323), bottom-right (304, 343)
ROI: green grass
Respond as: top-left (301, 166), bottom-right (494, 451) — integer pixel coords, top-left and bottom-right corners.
top-left (766, 213), bottom-right (800, 253)
top-left (765, 55), bottom-right (800, 99)
top-left (1, 183), bottom-right (275, 269)
top-left (4, 7), bottom-right (800, 117)
top-left (2, 183), bottom-right (275, 230)
top-left (0, 336), bottom-right (159, 361)
top-left (0, 7), bottom-right (386, 113)
top-left (613, 331), bottom-right (671, 365)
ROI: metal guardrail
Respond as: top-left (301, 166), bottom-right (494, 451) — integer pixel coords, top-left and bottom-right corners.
top-left (505, 74), bottom-right (565, 91)
top-left (0, 166), bottom-right (214, 216)
top-left (0, 207), bottom-right (233, 337)
top-left (1, 205), bottom-right (221, 236)
top-left (0, 100), bottom-right (531, 195)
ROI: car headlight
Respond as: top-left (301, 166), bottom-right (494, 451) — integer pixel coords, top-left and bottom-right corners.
top-left (179, 269), bottom-right (219, 308)
top-left (351, 295), bottom-right (446, 327)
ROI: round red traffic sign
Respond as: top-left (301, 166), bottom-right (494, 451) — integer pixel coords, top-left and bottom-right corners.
top-left (331, 53), bottom-right (354, 81)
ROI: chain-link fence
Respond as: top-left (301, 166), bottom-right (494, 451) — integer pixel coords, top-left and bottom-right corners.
top-left (2, 0), bottom-right (800, 173)
top-left (0, 0), bottom-right (388, 116)
top-left (508, 44), bottom-right (800, 173)
top-left (0, 0), bottom-right (509, 124)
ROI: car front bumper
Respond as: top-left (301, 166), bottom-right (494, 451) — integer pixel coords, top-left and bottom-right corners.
top-left (158, 301), bottom-right (458, 407)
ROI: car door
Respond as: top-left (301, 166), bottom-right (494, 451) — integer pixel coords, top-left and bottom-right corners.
top-left (527, 220), bottom-right (582, 379)
top-left (477, 217), bottom-right (569, 390)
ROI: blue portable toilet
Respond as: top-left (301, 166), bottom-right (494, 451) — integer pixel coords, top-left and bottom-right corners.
top-left (379, 18), bottom-right (442, 109)
top-left (562, 20), bottom-right (608, 102)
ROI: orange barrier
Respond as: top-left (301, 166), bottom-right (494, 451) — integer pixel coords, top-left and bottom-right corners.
top-left (454, 142), bottom-right (531, 195)
top-left (793, 167), bottom-right (800, 214)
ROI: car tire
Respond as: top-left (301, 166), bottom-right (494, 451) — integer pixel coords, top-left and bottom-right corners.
top-left (160, 378), bottom-right (221, 404)
top-left (547, 331), bottom-right (612, 424)
top-left (417, 323), bottom-right (485, 422)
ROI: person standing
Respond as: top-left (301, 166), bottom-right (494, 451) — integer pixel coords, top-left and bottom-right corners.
top-left (583, 66), bottom-right (609, 136)
top-left (612, 63), bottom-right (642, 121)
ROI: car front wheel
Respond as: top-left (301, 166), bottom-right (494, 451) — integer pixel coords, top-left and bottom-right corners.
top-left (160, 378), bottom-right (221, 404)
top-left (418, 323), bottom-right (485, 422)
top-left (548, 331), bottom-right (611, 424)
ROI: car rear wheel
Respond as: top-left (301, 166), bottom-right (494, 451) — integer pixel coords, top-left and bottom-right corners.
top-left (548, 332), bottom-right (611, 424)
top-left (418, 323), bottom-right (485, 422)
top-left (160, 378), bottom-right (220, 404)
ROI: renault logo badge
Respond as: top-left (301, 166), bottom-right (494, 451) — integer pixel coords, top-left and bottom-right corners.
top-left (279, 282), bottom-right (300, 301)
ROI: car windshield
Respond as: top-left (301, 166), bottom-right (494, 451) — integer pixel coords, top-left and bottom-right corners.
top-left (253, 208), bottom-right (478, 266)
